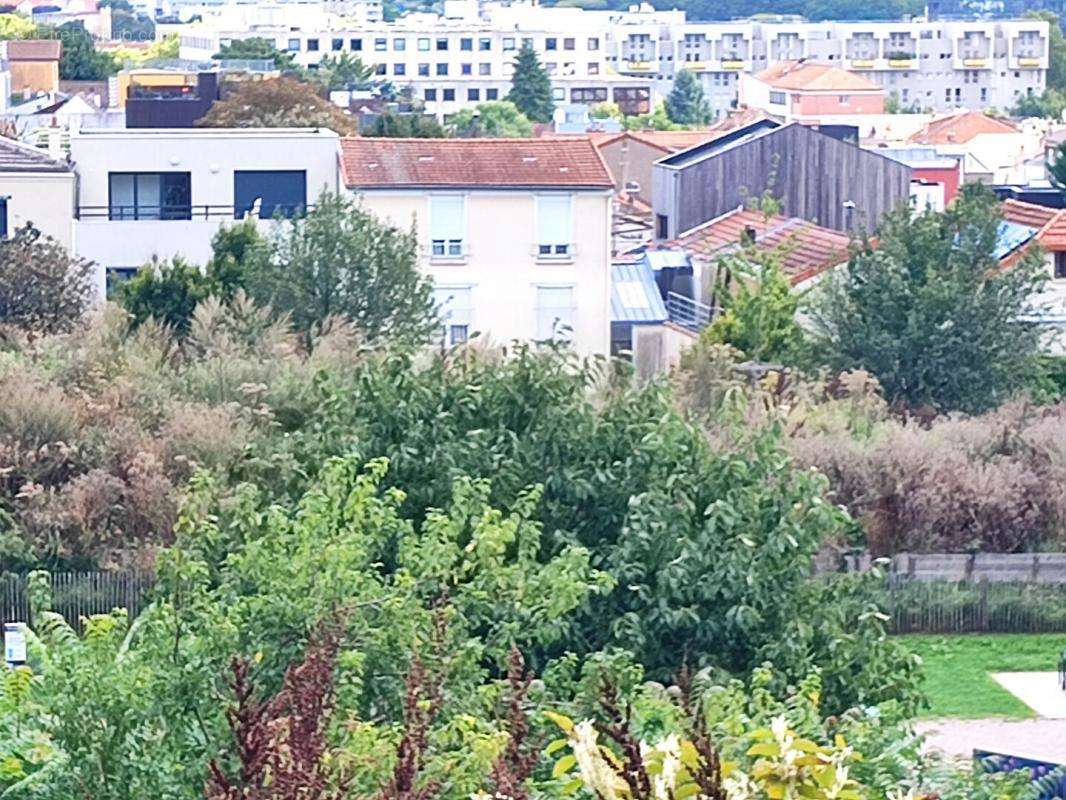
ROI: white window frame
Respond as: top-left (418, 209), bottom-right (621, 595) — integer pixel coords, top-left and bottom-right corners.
top-left (535, 194), bottom-right (573, 260)
top-left (433, 284), bottom-right (474, 345)
top-left (429, 194), bottom-right (467, 259)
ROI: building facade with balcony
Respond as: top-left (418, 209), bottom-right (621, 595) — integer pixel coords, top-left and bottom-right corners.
top-left (340, 137), bottom-right (613, 355)
top-left (68, 127), bottom-right (341, 296)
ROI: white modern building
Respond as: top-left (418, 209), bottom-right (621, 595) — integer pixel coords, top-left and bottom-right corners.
top-left (172, 2), bottom-right (1049, 118)
top-left (0, 136), bottom-right (75, 249)
top-left (68, 127), bottom-right (341, 296)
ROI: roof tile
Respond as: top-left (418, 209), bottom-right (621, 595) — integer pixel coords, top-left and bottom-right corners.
top-left (340, 137), bottom-right (613, 188)
top-left (909, 111), bottom-right (1018, 145)
top-left (4, 39), bottom-right (62, 61)
top-left (753, 60), bottom-right (882, 92)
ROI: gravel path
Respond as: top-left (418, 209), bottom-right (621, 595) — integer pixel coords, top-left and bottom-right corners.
top-left (992, 673), bottom-right (1066, 719)
top-left (915, 718), bottom-right (1066, 763)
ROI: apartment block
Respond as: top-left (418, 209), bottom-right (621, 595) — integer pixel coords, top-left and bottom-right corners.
top-left (606, 17), bottom-right (1049, 117)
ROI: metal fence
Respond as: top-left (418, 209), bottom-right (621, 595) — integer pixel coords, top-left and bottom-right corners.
top-left (881, 578), bottom-right (1066, 634)
top-left (0, 572), bottom-right (155, 631)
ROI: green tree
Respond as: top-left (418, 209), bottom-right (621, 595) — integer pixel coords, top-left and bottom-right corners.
top-left (624, 100), bottom-right (681, 131)
top-left (244, 191), bottom-right (436, 343)
top-left (701, 250), bottom-right (804, 363)
top-left (364, 109), bottom-right (447, 137)
top-left (309, 51), bottom-right (374, 90)
top-left (450, 101), bottom-right (533, 137)
top-left (212, 35), bottom-right (294, 69)
top-left (1014, 88), bottom-right (1066, 119)
top-left (0, 225), bottom-right (95, 336)
top-left (56, 22), bottom-right (118, 80)
top-left (664, 68), bottom-right (711, 125)
top-left (118, 257), bottom-right (209, 334)
top-left (1028, 11), bottom-right (1066, 92)
top-left (0, 13), bottom-right (39, 39)
top-left (197, 76), bottom-right (357, 134)
top-left (506, 42), bottom-right (554, 123)
top-left (809, 184), bottom-right (1047, 413)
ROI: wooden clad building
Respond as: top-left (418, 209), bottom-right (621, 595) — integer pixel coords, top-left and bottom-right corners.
top-left (651, 120), bottom-right (912, 239)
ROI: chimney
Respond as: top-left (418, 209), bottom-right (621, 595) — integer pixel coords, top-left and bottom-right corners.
top-left (742, 225), bottom-right (757, 244)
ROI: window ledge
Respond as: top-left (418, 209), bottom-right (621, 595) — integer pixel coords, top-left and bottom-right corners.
top-left (536, 256), bottom-right (576, 265)
top-left (429, 256), bottom-right (469, 266)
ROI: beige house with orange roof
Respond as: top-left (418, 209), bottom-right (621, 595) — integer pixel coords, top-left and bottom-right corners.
top-left (738, 61), bottom-right (885, 123)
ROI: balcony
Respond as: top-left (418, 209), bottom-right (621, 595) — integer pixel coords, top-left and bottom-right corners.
top-left (720, 59), bottom-right (745, 70)
top-left (666, 291), bottom-right (714, 332)
top-left (682, 61), bottom-right (708, 71)
top-left (624, 60), bottom-right (654, 72)
top-left (886, 51), bottom-right (916, 68)
top-left (1018, 57), bottom-right (1043, 67)
top-left (962, 57), bottom-right (988, 67)
top-left (850, 58), bottom-right (876, 68)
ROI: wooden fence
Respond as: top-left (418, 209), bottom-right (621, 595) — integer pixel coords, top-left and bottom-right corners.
top-left (0, 572), bottom-right (155, 630)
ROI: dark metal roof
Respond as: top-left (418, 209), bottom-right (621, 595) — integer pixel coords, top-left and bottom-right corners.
top-left (611, 261), bottom-right (668, 324)
top-left (656, 119), bottom-right (782, 169)
top-left (0, 137), bottom-right (70, 173)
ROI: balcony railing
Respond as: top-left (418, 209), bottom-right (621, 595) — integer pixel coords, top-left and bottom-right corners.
top-left (77, 204), bottom-right (311, 221)
top-left (666, 291), bottom-right (715, 332)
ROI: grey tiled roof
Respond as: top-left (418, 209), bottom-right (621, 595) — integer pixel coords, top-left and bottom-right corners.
top-left (0, 137), bottom-right (70, 173)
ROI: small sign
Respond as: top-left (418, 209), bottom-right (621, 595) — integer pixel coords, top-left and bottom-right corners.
top-left (4, 623), bottom-right (26, 665)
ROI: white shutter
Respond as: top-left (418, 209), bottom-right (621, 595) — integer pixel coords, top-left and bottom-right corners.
top-left (429, 195), bottom-right (465, 256)
top-left (433, 285), bottom-right (473, 345)
top-left (536, 195), bottom-right (572, 249)
top-left (535, 285), bottom-right (575, 341)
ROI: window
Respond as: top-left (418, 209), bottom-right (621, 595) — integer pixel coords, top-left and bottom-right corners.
top-left (588, 62), bottom-right (599, 74)
top-left (769, 90), bottom-right (786, 104)
top-left (486, 88), bottom-right (499, 100)
top-left (394, 63), bottom-right (406, 75)
top-left (436, 63), bottom-right (449, 75)
top-left (108, 172), bottom-right (191, 220)
top-left (436, 38), bottom-right (448, 50)
top-left (418, 63), bottom-right (430, 76)
top-left (1056, 252), bottom-right (1066, 279)
top-left (839, 94), bottom-right (849, 104)
top-left (460, 37), bottom-right (472, 50)
top-left (503, 37), bottom-right (515, 50)
top-left (522, 37), bottom-right (533, 49)
top-left (375, 63), bottom-right (387, 75)
top-left (563, 37), bottom-right (575, 50)
top-left (287, 38), bottom-right (300, 51)
top-left (430, 195), bottom-right (464, 257)
top-left (468, 88), bottom-right (480, 101)
top-left (536, 195), bottom-right (572, 257)
top-left (479, 62), bottom-right (491, 75)
top-left (105, 266), bottom-right (138, 298)
top-left (375, 38), bottom-right (387, 51)
top-left (0, 196), bottom-right (7, 238)
top-left (425, 88), bottom-right (437, 100)
top-left (418, 37), bottom-right (430, 51)
top-left (433, 285), bottom-right (473, 346)
top-left (233, 170), bottom-right (306, 219)
top-left (545, 62), bottom-right (557, 75)
top-left (571, 87), bottom-right (606, 103)
top-left (588, 36), bottom-right (599, 50)
top-left (332, 38), bottom-right (343, 51)
top-left (443, 88), bottom-right (455, 101)
top-left (394, 38), bottom-right (405, 50)
top-left (461, 63), bottom-right (472, 75)
top-left (479, 38), bottom-right (491, 50)
top-left (656, 213), bottom-right (668, 239)
top-left (545, 37), bottom-right (557, 50)
top-left (536, 285), bottom-right (575, 341)
top-left (552, 87), bottom-right (565, 100)
top-left (307, 38), bottom-right (319, 51)
top-left (350, 38), bottom-right (362, 50)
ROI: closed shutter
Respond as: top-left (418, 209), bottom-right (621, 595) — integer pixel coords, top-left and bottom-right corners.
top-left (535, 285), bottom-right (575, 341)
top-left (433, 285), bottom-right (473, 345)
top-left (536, 195), bottom-right (573, 256)
top-left (429, 195), bottom-right (465, 256)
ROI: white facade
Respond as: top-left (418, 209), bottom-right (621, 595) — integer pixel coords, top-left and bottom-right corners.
top-left (350, 187), bottom-right (612, 355)
top-left (68, 128), bottom-right (341, 296)
top-left (0, 170), bottom-right (76, 250)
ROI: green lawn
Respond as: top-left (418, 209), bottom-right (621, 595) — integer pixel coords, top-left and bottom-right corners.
top-left (899, 634), bottom-right (1066, 719)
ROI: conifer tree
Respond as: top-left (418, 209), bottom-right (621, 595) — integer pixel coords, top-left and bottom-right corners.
top-left (665, 69), bottom-right (712, 125)
top-left (506, 42), bottom-right (555, 123)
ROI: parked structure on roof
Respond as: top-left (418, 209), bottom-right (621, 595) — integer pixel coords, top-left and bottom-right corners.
top-left (0, 136), bottom-right (75, 248)
top-left (738, 61), bottom-right (885, 122)
top-left (651, 119), bottom-right (911, 240)
top-left (1, 40), bottom-right (62, 97)
top-left (340, 136), bottom-right (614, 355)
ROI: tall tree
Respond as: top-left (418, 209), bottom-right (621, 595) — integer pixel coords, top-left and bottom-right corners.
top-left (364, 110), bottom-right (446, 138)
top-left (0, 225), bottom-right (96, 336)
top-left (197, 77), bottom-right (357, 134)
top-left (450, 101), bottom-right (533, 137)
top-left (506, 42), bottom-right (554, 123)
top-left (1049, 140), bottom-right (1066, 193)
top-left (809, 184), bottom-right (1047, 414)
top-left (665, 69), bottom-right (712, 125)
top-left (1028, 11), bottom-right (1066, 92)
top-left (244, 191), bottom-right (437, 343)
top-left (309, 52), bottom-right (375, 91)
top-left (56, 22), bottom-right (118, 80)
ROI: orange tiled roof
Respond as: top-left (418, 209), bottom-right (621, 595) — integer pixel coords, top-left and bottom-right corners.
top-left (753, 61), bottom-right (882, 93)
top-left (340, 137), bottom-right (613, 188)
top-left (909, 111), bottom-right (1018, 145)
top-left (4, 39), bottom-right (62, 61)
top-left (1001, 198), bottom-right (1066, 251)
top-left (665, 207), bottom-right (851, 284)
